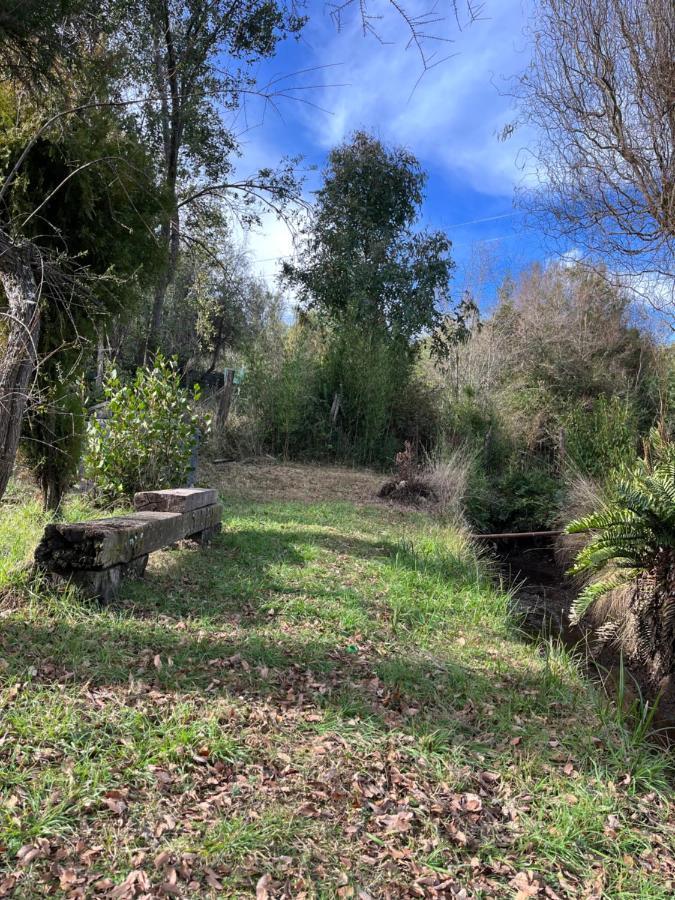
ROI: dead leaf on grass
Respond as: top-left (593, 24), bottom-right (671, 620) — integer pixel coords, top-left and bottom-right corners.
top-left (256, 873), bottom-right (273, 899)
top-left (461, 793), bottom-right (482, 813)
top-left (511, 870), bottom-right (543, 898)
top-left (379, 810), bottom-right (414, 833)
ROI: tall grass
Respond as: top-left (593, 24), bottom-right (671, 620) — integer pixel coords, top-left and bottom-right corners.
top-left (421, 447), bottom-right (474, 522)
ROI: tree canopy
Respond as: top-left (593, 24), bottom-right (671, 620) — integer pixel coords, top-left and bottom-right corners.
top-left (283, 131), bottom-right (454, 345)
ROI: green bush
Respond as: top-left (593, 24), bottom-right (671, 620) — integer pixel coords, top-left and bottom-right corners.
top-left (241, 323), bottom-right (325, 460)
top-left (85, 355), bottom-right (207, 500)
top-left (23, 373), bottom-right (86, 511)
top-left (323, 321), bottom-right (410, 466)
top-left (563, 395), bottom-right (638, 478)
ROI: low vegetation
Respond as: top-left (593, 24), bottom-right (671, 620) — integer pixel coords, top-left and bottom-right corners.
top-left (85, 356), bottom-right (207, 502)
top-left (0, 468), bottom-right (673, 897)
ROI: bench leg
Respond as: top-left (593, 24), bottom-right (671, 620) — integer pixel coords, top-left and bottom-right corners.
top-left (187, 523), bottom-right (222, 547)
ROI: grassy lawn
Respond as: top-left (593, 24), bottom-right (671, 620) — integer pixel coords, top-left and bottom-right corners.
top-left (0, 467), bottom-right (673, 897)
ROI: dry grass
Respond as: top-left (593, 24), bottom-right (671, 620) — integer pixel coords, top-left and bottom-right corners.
top-left (201, 459), bottom-right (383, 506)
top-left (422, 450), bottom-right (473, 523)
top-left (553, 471), bottom-right (605, 571)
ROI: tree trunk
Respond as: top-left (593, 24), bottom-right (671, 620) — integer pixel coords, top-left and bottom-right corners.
top-left (0, 233), bottom-right (41, 500)
top-left (145, 9), bottom-right (181, 358)
top-left (215, 368), bottom-right (235, 432)
top-left (146, 214), bottom-right (179, 358)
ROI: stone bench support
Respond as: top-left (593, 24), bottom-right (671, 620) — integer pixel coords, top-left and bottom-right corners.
top-left (34, 488), bottom-right (222, 601)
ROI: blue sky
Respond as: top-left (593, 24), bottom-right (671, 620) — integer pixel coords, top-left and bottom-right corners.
top-left (232, 0), bottom-right (558, 309)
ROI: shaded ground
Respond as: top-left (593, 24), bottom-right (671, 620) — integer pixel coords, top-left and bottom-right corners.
top-left (0, 464), bottom-right (673, 898)
top-left (496, 536), bottom-right (675, 737)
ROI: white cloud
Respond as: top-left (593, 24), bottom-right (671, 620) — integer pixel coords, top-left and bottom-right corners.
top-left (226, 0), bottom-right (540, 290)
top-left (239, 212), bottom-right (296, 288)
top-left (297, 0), bottom-right (535, 196)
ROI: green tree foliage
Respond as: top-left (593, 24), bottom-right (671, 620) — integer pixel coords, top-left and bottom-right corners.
top-left (244, 322), bottom-right (324, 459)
top-left (563, 395), bottom-right (638, 478)
top-left (281, 132), bottom-right (455, 464)
top-left (85, 355), bottom-right (207, 500)
top-left (284, 131), bottom-right (454, 342)
top-left (0, 0), bottom-right (99, 90)
top-left (0, 87), bottom-right (165, 507)
top-left (120, 0), bottom-right (305, 351)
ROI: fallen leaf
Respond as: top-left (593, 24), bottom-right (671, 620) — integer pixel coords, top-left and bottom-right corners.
top-left (379, 810), bottom-right (414, 833)
top-left (511, 871), bottom-right (542, 898)
top-left (205, 868), bottom-right (222, 890)
top-left (58, 868), bottom-right (78, 889)
top-left (461, 793), bottom-right (482, 812)
top-left (256, 873), bottom-right (273, 900)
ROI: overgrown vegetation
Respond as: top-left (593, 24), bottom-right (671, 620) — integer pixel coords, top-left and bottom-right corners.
top-left (567, 431), bottom-right (675, 617)
top-left (221, 256), bottom-right (670, 535)
top-left (1, 1), bottom-right (674, 892)
top-left (564, 430), bottom-right (675, 687)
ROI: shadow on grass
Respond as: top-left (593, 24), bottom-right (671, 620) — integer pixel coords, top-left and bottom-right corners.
top-left (2, 518), bottom-right (663, 787)
top-left (90, 524), bottom-right (480, 624)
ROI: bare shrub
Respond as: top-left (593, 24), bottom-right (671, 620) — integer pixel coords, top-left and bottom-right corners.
top-left (554, 471), bottom-right (606, 570)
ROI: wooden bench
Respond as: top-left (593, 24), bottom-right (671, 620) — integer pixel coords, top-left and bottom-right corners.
top-left (34, 488), bottom-right (222, 601)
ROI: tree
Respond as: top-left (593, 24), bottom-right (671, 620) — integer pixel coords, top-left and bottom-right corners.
top-left (0, 0), bottom-right (100, 90)
top-left (0, 0), bottom-right (109, 501)
top-left (516, 0), bottom-right (675, 321)
top-left (0, 85), bottom-right (164, 507)
top-left (283, 132), bottom-right (455, 464)
top-left (159, 239), bottom-right (274, 372)
top-left (119, 0), bottom-right (305, 355)
top-left (283, 131), bottom-right (454, 343)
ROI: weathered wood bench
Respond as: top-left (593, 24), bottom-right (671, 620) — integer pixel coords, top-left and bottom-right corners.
top-left (34, 488), bottom-right (222, 601)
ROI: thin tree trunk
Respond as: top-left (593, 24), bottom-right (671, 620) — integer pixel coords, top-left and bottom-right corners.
top-left (146, 213), bottom-right (179, 357)
top-left (145, 7), bottom-right (181, 358)
top-left (0, 234), bottom-right (41, 500)
top-left (216, 368), bottom-right (235, 432)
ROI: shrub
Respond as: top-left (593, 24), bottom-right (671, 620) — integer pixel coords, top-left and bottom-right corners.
top-left (241, 322), bottom-right (325, 460)
top-left (566, 429), bottom-right (675, 621)
top-left (485, 462), bottom-right (562, 533)
top-left (323, 321), bottom-right (409, 466)
top-left (563, 395), bottom-right (638, 478)
top-left (23, 374), bottom-right (86, 511)
top-left (85, 354), bottom-right (207, 500)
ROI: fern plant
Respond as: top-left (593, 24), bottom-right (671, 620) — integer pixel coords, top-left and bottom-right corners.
top-left (566, 430), bottom-right (675, 621)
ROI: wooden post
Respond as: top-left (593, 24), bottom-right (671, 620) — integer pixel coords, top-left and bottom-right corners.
top-left (329, 391), bottom-right (341, 427)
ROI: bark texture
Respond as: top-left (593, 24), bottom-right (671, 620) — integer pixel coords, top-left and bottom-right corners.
top-left (0, 231), bottom-right (41, 499)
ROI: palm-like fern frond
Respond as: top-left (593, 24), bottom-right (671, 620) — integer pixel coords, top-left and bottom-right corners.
top-left (565, 430), bottom-right (675, 622)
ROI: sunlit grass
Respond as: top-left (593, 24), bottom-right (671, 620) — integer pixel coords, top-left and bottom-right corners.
top-left (0, 480), bottom-right (672, 897)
